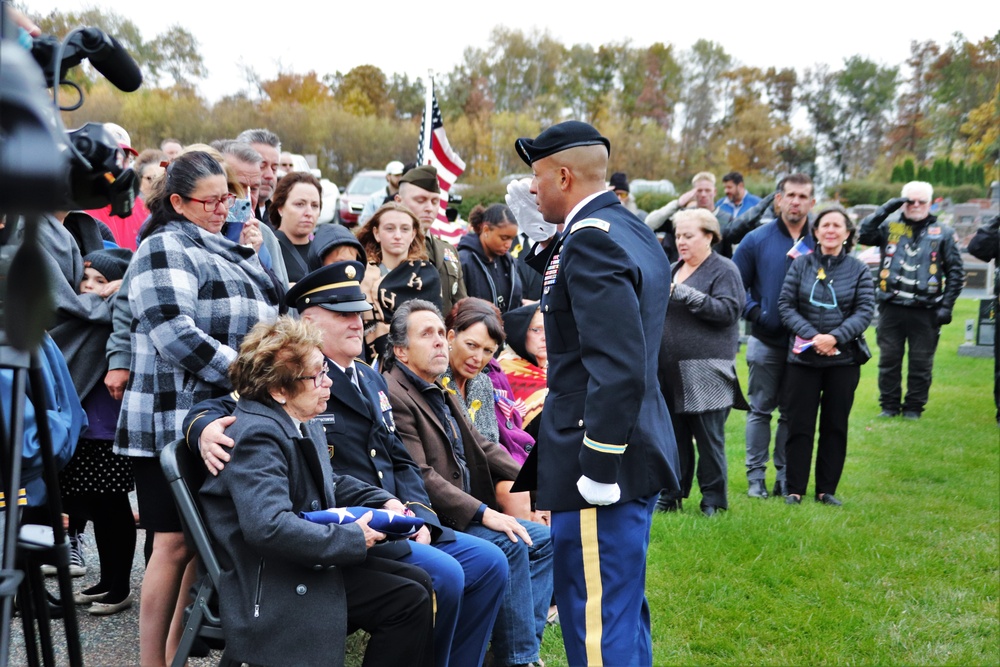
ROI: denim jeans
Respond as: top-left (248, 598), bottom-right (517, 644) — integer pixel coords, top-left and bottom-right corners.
top-left (402, 532), bottom-right (507, 667)
top-left (745, 336), bottom-right (789, 482)
top-left (465, 519), bottom-right (553, 666)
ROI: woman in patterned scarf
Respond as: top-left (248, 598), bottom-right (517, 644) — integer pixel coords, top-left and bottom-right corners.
top-left (499, 304), bottom-right (549, 439)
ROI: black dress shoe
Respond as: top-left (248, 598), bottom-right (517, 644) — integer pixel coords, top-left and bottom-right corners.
top-left (656, 496), bottom-right (682, 512)
top-left (785, 494), bottom-right (802, 505)
top-left (772, 480), bottom-right (786, 497)
top-left (816, 493), bottom-right (843, 506)
top-left (747, 479), bottom-right (768, 499)
top-left (701, 505), bottom-right (725, 517)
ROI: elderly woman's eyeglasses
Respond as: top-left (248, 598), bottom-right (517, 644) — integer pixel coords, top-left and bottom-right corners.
top-left (296, 363), bottom-right (329, 388)
top-left (186, 193), bottom-right (237, 212)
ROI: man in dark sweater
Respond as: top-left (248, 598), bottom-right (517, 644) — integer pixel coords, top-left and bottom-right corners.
top-left (732, 173), bottom-right (816, 499)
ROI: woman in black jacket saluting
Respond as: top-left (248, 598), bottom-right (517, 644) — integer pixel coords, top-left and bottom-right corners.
top-left (778, 206), bottom-right (875, 506)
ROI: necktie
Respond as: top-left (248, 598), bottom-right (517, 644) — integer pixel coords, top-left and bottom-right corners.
top-left (344, 366), bottom-right (359, 391)
top-left (345, 366), bottom-right (376, 418)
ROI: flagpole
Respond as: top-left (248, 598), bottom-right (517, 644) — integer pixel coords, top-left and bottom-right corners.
top-left (421, 71), bottom-right (434, 165)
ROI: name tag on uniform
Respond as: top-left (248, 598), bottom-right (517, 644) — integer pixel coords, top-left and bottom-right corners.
top-left (317, 414), bottom-right (335, 425)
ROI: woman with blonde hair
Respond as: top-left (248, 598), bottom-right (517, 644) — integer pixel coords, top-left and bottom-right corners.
top-left (656, 208), bottom-right (746, 515)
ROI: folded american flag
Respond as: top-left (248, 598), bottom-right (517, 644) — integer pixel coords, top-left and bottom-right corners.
top-left (300, 507), bottom-right (424, 540)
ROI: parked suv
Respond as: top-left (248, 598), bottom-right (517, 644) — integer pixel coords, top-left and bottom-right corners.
top-left (335, 170), bottom-right (386, 226)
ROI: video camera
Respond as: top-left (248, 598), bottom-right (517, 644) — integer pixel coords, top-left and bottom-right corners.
top-left (0, 2), bottom-right (143, 350)
top-left (0, 2), bottom-right (143, 217)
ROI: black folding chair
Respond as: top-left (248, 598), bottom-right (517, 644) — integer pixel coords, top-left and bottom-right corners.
top-left (159, 439), bottom-right (236, 667)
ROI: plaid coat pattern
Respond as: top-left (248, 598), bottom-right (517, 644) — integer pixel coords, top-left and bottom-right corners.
top-left (114, 220), bottom-right (279, 457)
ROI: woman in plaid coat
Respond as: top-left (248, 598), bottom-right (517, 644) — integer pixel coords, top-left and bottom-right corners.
top-left (114, 151), bottom-right (279, 666)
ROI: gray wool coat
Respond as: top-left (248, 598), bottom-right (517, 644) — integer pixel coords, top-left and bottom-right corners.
top-left (200, 396), bottom-right (393, 667)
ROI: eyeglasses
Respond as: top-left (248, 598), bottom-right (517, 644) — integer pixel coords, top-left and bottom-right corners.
top-left (186, 193), bottom-right (237, 212)
top-left (809, 278), bottom-right (839, 310)
top-left (295, 363), bottom-right (329, 388)
top-left (906, 199), bottom-right (930, 205)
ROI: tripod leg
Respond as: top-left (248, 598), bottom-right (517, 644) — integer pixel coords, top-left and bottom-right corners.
top-left (16, 559), bottom-right (40, 667)
top-left (24, 552), bottom-right (55, 667)
top-left (0, 364), bottom-right (29, 666)
top-left (27, 355), bottom-right (82, 667)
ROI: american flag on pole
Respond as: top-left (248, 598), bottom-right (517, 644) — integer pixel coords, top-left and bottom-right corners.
top-left (417, 81), bottom-right (466, 225)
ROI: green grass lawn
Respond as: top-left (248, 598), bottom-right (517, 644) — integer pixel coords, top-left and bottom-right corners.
top-left (541, 298), bottom-right (999, 666)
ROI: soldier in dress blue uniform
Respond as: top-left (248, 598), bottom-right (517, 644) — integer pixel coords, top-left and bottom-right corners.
top-left (508, 121), bottom-right (681, 667)
top-left (184, 261), bottom-right (508, 667)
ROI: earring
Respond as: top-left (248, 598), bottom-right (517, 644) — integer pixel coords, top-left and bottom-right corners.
top-left (278, 399), bottom-right (286, 405)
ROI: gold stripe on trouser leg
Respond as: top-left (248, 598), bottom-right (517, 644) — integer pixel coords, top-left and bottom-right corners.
top-left (580, 507), bottom-right (603, 666)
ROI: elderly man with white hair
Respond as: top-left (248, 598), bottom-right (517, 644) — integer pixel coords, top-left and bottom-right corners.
top-left (858, 181), bottom-right (965, 420)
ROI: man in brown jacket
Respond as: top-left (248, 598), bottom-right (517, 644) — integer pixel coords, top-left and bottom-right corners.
top-left (382, 298), bottom-right (553, 667)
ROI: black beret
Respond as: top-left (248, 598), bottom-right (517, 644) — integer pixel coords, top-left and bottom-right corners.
top-left (286, 261), bottom-right (373, 313)
top-left (399, 165), bottom-right (440, 193)
top-left (515, 120), bottom-right (610, 166)
top-left (609, 172), bottom-right (629, 193)
top-left (83, 247), bottom-right (132, 282)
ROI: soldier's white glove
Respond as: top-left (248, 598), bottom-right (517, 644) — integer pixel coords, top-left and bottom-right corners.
top-left (506, 178), bottom-right (556, 243)
top-left (576, 475), bottom-right (621, 506)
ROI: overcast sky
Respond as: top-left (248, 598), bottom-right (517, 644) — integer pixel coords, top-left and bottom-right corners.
top-left (21, 0), bottom-right (995, 101)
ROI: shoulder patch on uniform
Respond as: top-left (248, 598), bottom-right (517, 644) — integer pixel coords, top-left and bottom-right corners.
top-left (570, 218), bottom-right (611, 234)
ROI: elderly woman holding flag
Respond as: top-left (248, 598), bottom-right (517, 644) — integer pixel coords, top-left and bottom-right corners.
top-left (199, 315), bottom-right (434, 666)
top-left (777, 205), bottom-right (875, 507)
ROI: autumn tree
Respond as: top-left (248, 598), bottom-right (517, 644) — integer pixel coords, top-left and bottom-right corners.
top-left (927, 31), bottom-right (1000, 157)
top-left (802, 57), bottom-right (898, 182)
top-left (560, 43), bottom-right (616, 122)
top-left (388, 73), bottom-right (424, 120)
top-left (35, 8), bottom-right (205, 89)
top-left (626, 42), bottom-right (683, 133)
top-left (961, 82), bottom-right (1000, 167)
top-left (330, 65), bottom-right (391, 117)
top-left (886, 40), bottom-right (939, 162)
top-left (677, 39), bottom-right (732, 178)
